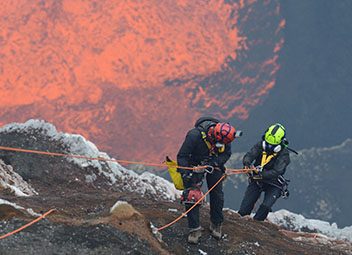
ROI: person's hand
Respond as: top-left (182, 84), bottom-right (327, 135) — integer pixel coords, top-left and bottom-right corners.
top-left (252, 172), bottom-right (263, 180)
top-left (252, 165), bottom-right (263, 174)
top-left (193, 166), bottom-right (205, 174)
top-left (244, 165), bottom-right (254, 178)
top-left (250, 166), bottom-right (263, 179)
top-left (182, 172), bottom-right (192, 179)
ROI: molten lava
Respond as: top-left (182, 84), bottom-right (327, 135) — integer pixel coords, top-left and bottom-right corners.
top-left (0, 0), bottom-right (284, 161)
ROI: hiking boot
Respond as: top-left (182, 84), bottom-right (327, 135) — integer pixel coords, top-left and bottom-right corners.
top-left (188, 227), bottom-right (202, 244)
top-left (209, 222), bottom-right (222, 240)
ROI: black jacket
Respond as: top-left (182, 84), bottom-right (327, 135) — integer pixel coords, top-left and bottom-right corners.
top-left (177, 119), bottom-right (232, 174)
top-left (243, 141), bottom-right (290, 185)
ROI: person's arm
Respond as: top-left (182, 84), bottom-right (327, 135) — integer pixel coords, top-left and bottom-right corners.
top-left (261, 150), bottom-right (290, 180)
top-left (243, 142), bottom-right (262, 167)
top-left (176, 129), bottom-right (199, 174)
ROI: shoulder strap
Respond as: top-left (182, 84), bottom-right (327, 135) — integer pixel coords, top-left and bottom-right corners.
top-left (261, 151), bottom-right (277, 167)
top-left (200, 131), bottom-right (212, 150)
top-left (195, 117), bottom-right (226, 155)
top-left (194, 117), bottom-right (219, 131)
top-left (200, 131), bottom-right (225, 154)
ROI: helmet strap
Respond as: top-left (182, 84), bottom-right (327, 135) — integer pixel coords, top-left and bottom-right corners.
top-left (207, 126), bottom-right (216, 143)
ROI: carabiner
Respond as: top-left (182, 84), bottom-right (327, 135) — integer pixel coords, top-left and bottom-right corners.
top-left (205, 165), bottom-right (214, 174)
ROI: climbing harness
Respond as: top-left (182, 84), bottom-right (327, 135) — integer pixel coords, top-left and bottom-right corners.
top-left (261, 151), bottom-right (277, 167)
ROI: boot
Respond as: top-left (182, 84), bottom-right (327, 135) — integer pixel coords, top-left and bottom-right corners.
top-left (209, 222), bottom-right (222, 240)
top-left (188, 227), bottom-right (202, 244)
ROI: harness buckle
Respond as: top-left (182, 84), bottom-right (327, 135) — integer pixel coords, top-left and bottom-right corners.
top-left (205, 165), bottom-right (214, 174)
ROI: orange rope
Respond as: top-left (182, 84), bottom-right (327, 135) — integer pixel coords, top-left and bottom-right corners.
top-left (0, 146), bottom-right (205, 171)
top-left (156, 169), bottom-right (254, 231)
top-left (0, 145), bottom-right (253, 234)
top-left (157, 174), bottom-right (226, 231)
top-left (0, 146), bottom-right (254, 173)
top-left (0, 209), bottom-right (56, 240)
top-left (226, 168), bottom-right (254, 175)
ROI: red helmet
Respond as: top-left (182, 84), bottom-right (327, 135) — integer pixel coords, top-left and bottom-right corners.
top-left (211, 123), bottom-right (238, 144)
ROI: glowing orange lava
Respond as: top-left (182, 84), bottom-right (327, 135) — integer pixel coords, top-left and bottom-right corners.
top-left (0, 0), bottom-right (284, 161)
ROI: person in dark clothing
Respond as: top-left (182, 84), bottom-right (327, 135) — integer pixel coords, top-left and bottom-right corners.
top-left (238, 123), bottom-right (291, 221)
top-left (177, 117), bottom-right (242, 244)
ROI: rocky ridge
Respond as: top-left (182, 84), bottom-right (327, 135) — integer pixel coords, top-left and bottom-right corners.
top-left (0, 120), bottom-right (350, 254)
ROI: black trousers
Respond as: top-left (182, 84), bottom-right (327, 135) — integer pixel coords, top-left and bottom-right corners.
top-left (238, 181), bottom-right (282, 221)
top-left (183, 170), bottom-right (224, 229)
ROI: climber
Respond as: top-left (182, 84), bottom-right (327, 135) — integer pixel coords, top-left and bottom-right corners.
top-left (177, 117), bottom-right (242, 244)
top-left (238, 123), bottom-right (291, 221)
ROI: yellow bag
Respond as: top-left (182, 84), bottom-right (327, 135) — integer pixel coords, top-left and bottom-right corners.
top-left (166, 157), bottom-right (184, 190)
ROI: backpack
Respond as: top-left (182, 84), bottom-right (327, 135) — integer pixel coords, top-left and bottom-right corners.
top-left (194, 116), bottom-right (219, 132)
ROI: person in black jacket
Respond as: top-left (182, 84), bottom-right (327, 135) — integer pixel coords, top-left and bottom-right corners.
top-left (238, 123), bottom-right (291, 221)
top-left (177, 117), bottom-right (241, 244)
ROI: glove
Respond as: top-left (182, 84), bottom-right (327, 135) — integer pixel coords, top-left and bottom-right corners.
top-left (252, 172), bottom-right (263, 180)
top-left (181, 172), bottom-right (193, 181)
top-left (182, 172), bottom-right (204, 188)
top-left (193, 166), bottom-right (205, 174)
top-left (244, 165), bottom-right (253, 178)
top-left (252, 165), bottom-right (263, 174)
top-left (248, 166), bottom-right (263, 180)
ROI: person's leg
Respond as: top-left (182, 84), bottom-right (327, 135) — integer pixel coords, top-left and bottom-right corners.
top-left (185, 203), bottom-right (200, 228)
top-left (182, 173), bottom-right (204, 229)
top-left (253, 184), bottom-right (281, 221)
top-left (206, 170), bottom-right (224, 226)
top-left (238, 181), bottom-right (262, 216)
top-left (206, 170), bottom-right (225, 239)
top-left (182, 172), bottom-right (204, 245)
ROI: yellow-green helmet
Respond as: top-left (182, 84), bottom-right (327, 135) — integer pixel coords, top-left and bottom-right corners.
top-left (264, 123), bottom-right (286, 145)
